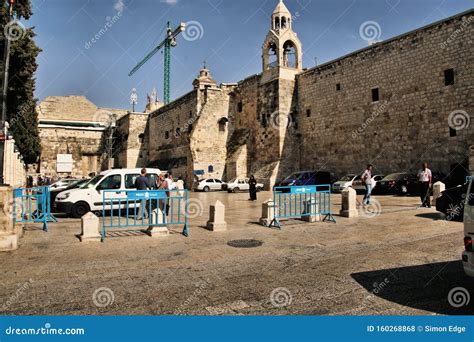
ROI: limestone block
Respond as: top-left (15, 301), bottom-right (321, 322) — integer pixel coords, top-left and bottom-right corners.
top-left (0, 186), bottom-right (19, 252)
top-left (432, 182), bottom-right (445, 206)
top-left (146, 208), bottom-right (169, 237)
top-left (259, 199), bottom-right (276, 226)
top-left (80, 212), bottom-right (101, 242)
top-left (206, 200), bottom-right (227, 232)
top-left (340, 188), bottom-right (358, 218)
top-left (302, 198), bottom-right (320, 222)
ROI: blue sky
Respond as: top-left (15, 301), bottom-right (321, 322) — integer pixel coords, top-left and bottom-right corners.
top-left (28, 0), bottom-right (473, 110)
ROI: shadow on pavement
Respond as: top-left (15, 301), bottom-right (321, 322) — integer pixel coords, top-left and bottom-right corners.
top-left (415, 212), bottom-right (448, 221)
top-left (351, 261), bottom-right (474, 315)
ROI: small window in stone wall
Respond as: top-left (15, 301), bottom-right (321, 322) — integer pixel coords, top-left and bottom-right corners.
top-left (336, 83), bottom-right (341, 91)
top-left (449, 127), bottom-right (457, 137)
top-left (444, 68), bottom-right (455, 86)
top-left (189, 111), bottom-right (193, 118)
top-left (165, 131), bottom-right (169, 139)
top-left (188, 124), bottom-right (193, 133)
top-left (176, 128), bottom-right (181, 136)
top-left (371, 88), bottom-right (379, 102)
top-left (238, 102), bottom-right (243, 113)
top-left (138, 133), bottom-right (144, 144)
top-left (306, 109), bottom-right (311, 117)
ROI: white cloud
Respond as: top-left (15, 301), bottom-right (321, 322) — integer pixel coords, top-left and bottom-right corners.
top-left (160, 0), bottom-right (179, 5)
top-left (114, 0), bottom-right (125, 13)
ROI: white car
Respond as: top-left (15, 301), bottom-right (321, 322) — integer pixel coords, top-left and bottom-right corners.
top-left (193, 178), bottom-right (226, 192)
top-left (50, 178), bottom-right (82, 191)
top-left (352, 174), bottom-right (385, 192)
top-left (55, 168), bottom-right (162, 218)
top-left (225, 178), bottom-right (264, 193)
top-left (332, 174), bottom-right (360, 193)
top-left (462, 176), bottom-right (474, 277)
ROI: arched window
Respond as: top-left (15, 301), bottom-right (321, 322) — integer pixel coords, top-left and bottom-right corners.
top-left (281, 17), bottom-right (287, 29)
top-left (218, 117), bottom-right (228, 132)
top-left (138, 133), bottom-right (144, 144)
top-left (267, 42), bottom-right (278, 69)
top-left (274, 17), bottom-right (280, 30)
top-left (283, 40), bottom-right (297, 68)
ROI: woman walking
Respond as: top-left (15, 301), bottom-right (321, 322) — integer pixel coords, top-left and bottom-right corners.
top-left (249, 175), bottom-right (258, 201)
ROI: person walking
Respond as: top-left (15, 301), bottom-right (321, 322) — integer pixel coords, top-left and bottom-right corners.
top-left (361, 164), bottom-right (373, 207)
top-left (249, 175), bottom-right (258, 201)
top-left (418, 162), bottom-right (432, 208)
top-left (163, 174), bottom-right (175, 216)
top-left (135, 168), bottom-right (151, 219)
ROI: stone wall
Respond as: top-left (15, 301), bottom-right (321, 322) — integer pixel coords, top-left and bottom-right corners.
top-left (116, 113), bottom-right (149, 169)
top-left (297, 11), bottom-right (474, 180)
top-left (2, 139), bottom-right (26, 187)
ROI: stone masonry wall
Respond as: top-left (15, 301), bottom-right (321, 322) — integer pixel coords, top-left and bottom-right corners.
top-left (297, 12), bottom-right (473, 180)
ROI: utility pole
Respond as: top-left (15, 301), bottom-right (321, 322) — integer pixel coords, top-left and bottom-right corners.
top-left (0, 0), bottom-right (15, 185)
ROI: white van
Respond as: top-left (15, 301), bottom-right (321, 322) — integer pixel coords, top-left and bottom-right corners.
top-left (55, 168), bottom-right (162, 218)
top-left (462, 176), bottom-right (474, 277)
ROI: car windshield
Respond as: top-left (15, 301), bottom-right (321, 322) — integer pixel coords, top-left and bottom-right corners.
top-left (76, 179), bottom-right (91, 189)
top-left (229, 178), bottom-right (237, 183)
top-left (83, 175), bottom-right (104, 189)
top-left (284, 173), bottom-right (306, 181)
top-left (383, 173), bottom-right (405, 181)
top-left (340, 175), bottom-right (356, 181)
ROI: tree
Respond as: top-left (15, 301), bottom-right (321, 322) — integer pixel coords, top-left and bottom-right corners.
top-left (1, 0), bottom-right (41, 164)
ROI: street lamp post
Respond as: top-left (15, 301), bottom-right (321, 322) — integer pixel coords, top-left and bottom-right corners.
top-left (0, 0), bottom-right (15, 185)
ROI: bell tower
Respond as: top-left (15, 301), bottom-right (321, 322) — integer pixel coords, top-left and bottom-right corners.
top-left (262, 0), bottom-right (303, 81)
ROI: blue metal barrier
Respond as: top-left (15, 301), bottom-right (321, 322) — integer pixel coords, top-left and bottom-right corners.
top-left (101, 189), bottom-right (189, 242)
top-left (13, 186), bottom-right (57, 232)
top-left (467, 176), bottom-right (472, 183)
top-left (270, 185), bottom-right (336, 229)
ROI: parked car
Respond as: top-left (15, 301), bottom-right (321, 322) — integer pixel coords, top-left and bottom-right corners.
top-left (376, 173), bottom-right (418, 195)
top-left (51, 178), bottom-right (90, 210)
top-left (462, 176), bottom-right (474, 277)
top-left (332, 174), bottom-right (360, 193)
top-left (50, 178), bottom-right (82, 192)
top-left (276, 171), bottom-right (332, 187)
top-left (225, 178), bottom-right (264, 193)
top-left (193, 178), bottom-right (226, 192)
top-left (435, 183), bottom-right (469, 222)
top-left (352, 174), bottom-right (385, 193)
top-left (55, 168), bottom-right (162, 218)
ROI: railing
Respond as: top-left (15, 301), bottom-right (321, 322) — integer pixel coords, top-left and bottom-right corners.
top-left (270, 185), bottom-right (336, 228)
top-left (13, 186), bottom-right (56, 232)
top-left (101, 189), bottom-right (189, 241)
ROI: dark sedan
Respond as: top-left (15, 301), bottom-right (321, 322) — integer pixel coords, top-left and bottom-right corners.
top-left (436, 183), bottom-right (469, 222)
top-left (375, 173), bottom-right (418, 195)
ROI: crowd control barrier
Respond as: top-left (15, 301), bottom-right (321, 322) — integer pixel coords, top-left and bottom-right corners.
top-left (101, 189), bottom-right (189, 241)
top-left (270, 185), bottom-right (336, 229)
top-left (13, 186), bottom-right (56, 232)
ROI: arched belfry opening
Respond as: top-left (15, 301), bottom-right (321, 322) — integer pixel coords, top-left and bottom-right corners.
top-left (262, 0), bottom-right (303, 72)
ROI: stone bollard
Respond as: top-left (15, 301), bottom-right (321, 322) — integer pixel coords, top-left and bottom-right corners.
top-left (80, 212), bottom-right (101, 242)
top-left (432, 182), bottom-right (445, 206)
top-left (340, 187), bottom-right (358, 218)
top-left (259, 199), bottom-right (277, 226)
top-left (146, 208), bottom-right (169, 237)
top-left (0, 186), bottom-right (20, 251)
top-left (302, 198), bottom-right (320, 222)
top-left (206, 200), bottom-right (227, 232)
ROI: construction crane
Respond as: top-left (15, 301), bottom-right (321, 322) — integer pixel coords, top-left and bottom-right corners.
top-left (129, 22), bottom-right (186, 105)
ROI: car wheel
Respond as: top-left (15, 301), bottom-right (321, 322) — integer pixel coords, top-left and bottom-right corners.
top-left (233, 187), bottom-right (240, 193)
top-left (71, 202), bottom-right (90, 218)
top-left (203, 186), bottom-right (210, 192)
top-left (400, 185), bottom-right (408, 195)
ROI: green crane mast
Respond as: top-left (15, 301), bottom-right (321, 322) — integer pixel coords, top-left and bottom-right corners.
top-left (129, 22), bottom-right (186, 105)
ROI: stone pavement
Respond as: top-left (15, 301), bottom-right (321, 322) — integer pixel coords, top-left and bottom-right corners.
top-left (0, 191), bottom-right (472, 316)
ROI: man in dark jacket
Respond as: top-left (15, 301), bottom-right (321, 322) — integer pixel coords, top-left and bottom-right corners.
top-left (135, 168), bottom-right (151, 219)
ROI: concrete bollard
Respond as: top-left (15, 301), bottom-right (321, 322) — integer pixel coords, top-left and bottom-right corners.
top-left (340, 187), bottom-right (358, 218)
top-left (206, 200), bottom-right (227, 232)
top-left (259, 199), bottom-right (277, 226)
top-left (80, 212), bottom-right (101, 242)
top-left (432, 182), bottom-right (445, 206)
top-left (146, 208), bottom-right (169, 237)
top-left (302, 198), bottom-right (320, 222)
top-left (0, 186), bottom-right (20, 251)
